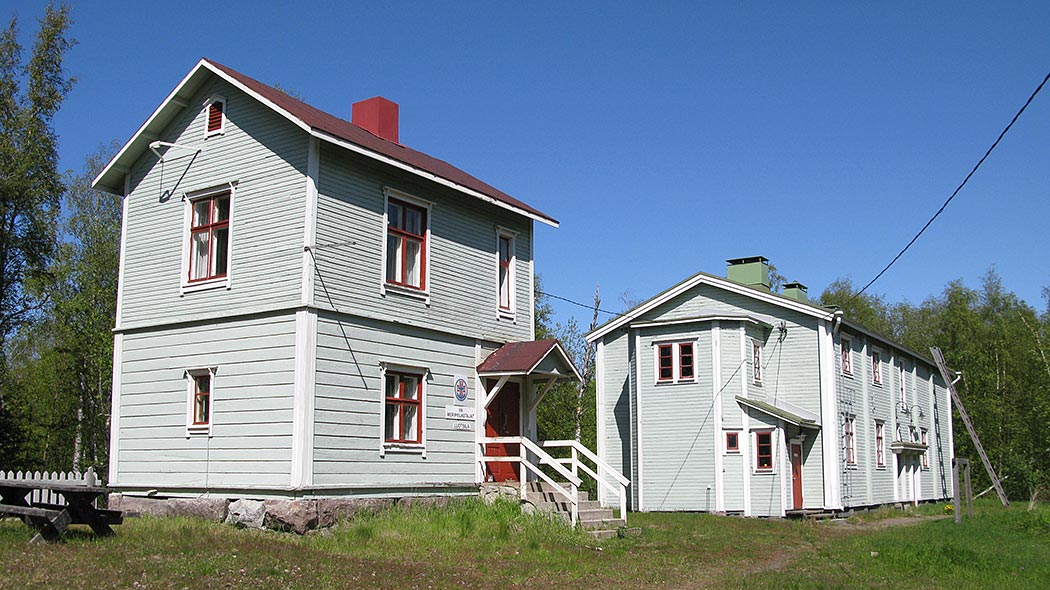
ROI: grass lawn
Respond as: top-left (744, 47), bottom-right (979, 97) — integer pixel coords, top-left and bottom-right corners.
top-left (1, 499), bottom-right (1046, 589)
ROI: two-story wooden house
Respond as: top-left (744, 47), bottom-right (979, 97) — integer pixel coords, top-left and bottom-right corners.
top-left (92, 59), bottom-right (606, 510)
top-left (587, 257), bottom-right (954, 516)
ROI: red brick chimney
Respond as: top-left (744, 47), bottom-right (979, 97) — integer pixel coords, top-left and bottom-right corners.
top-left (352, 96), bottom-right (399, 143)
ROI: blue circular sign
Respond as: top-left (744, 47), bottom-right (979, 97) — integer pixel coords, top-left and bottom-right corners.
top-left (454, 377), bottom-right (468, 403)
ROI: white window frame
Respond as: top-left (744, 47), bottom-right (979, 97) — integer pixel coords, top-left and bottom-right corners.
top-left (841, 335), bottom-right (853, 376)
top-left (844, 415), bottom-right (856, 466)
top-left (724, 429), bottom-right (742, 454)
top-left (875, 420), bottom-right (886, 468)
top-left (871, 347), bottom-right (882, 385)
top-left (495, 227), bottom-right (517, 319)
top-left (920, 428), bottom-right (929, 469)
top-left (380, 187), bottom-right (432, 304)
top-left (378, 362), bottom-right (429, 456)
top-left (180, 183), bottom-right (236, 294)
top-left (653, 340), bottom-right (699, 384)
top-left (204, 95), bottom-right (227, 137)
top-left (898, 361), bottom-right (908, 410)
top-left (752, 339), bottom-right (763, 383)
top-left (185, 367), bottom-right (216, 437)
top-left (753, 429), bottom-right (777, 474)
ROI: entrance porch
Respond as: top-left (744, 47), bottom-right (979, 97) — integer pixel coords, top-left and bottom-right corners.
top-left (476, 340), bottom-right (630, 527)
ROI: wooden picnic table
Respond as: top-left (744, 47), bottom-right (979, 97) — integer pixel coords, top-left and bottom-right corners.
top-left (0, 479), bottom-right (122, 543)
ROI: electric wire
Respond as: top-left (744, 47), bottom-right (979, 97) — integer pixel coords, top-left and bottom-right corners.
top-left (852, 69), bottom-right (1050, 301)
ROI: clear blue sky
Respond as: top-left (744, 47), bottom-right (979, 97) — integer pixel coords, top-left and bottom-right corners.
top-left (10, 1), bottom-right (1050, 329)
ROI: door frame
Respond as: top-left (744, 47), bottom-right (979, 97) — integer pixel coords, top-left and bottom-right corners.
top-left (484, 379), bottom-right (522, 482)
top-left (790, 442), bottom-right (804, 510)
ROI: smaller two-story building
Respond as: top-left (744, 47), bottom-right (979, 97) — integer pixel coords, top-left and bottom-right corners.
top-left (92, 59), bottom-right (595, 506)
top-left (587, 257), bottom-right (954, 516)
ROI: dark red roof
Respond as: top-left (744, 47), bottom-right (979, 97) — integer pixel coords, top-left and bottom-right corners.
top-left (477, 340), bottom-right (563, 374)
top-left (204, 59), bottom-right (556, 225)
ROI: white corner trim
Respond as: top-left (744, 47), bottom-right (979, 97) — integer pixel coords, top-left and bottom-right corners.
top-left (301, 136), bottom-right (319, 306)
top-left (634, 328), bottom-right (644, 511)
top-left (712, 321), bottom-right (724, 513)
top-left (818, 319), bottom-right (842, 510)
top-left (114, 178), bottom-right (130, 329)
top-left (291, 310), bottom-right (317, 488)
top-left (595, 340), bottom-right (606, 506)
top-left (739, 325), bottom-right (751, 516)
top-left (108, 334), bottom-right (124, 486)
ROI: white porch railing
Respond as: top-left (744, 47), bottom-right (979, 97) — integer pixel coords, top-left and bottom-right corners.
top-left (481, 436), bottom-right (583, 526)
top-left (541, 440), bottom-right (630, 523)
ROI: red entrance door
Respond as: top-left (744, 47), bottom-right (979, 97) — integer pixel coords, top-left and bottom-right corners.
top-left (485, 381), bottom-right (521, 482)
top-left (791, 443), bottom-right (804, 510)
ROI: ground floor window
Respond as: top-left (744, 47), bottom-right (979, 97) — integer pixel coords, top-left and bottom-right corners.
top-left (875, 420), bottom-right (885, 467)
top-left (384, 369), bottom-right (425, 445)
top-left (844, 416), bottom-right (856, 465)
top-left (185, 368), bottom-right (214, 435)
top-left (921, 429), bottom-right (929, 469)
top-left (755, 431), bottom-right (774, 471)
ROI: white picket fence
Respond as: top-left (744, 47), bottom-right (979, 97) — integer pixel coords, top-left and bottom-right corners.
top-left (0, 467), bottom-right (99, 506)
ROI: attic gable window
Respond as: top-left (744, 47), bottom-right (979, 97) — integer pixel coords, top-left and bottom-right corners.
top-left (205, 96), bottom-right (226, 136)
top-left (497, 230), bottom-right (516, 317)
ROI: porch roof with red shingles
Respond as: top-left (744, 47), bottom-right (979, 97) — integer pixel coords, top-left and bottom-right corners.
top-left (477, 340), bottom-right (582, 382)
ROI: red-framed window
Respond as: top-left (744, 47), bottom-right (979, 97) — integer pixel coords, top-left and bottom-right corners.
top-left (755, 431), bottom-right (773, 470)
top-left (498, 235), bottom-right (512, 311)
top-left (752, 340), bottom-right (763, 383)
top-left (844, 417), bottom-right (856, 465)
top-left (841, 337), bottom-right (852, 375)
top-left (384, 372), bottom-right (422, 444)
top-left (657, 344), bottom-right (674, 382)
top-left (192, 374), bottom-right (211, 426)
top-left (679, 343), bottom-right (694, 380)
top-left (385, 198), bottom-right (427, 290)
top-left (726, 431), bottom-right (739, 453)
top-left (207, 100), bottom-right (224, 133)
top-left (871, 350), bottom-right (882, 385)
top-left (921, 429), bottom-right (929, 468)
top-left (188, 192), bottom-right (230, 282)
top-left (875, 421), bottom-right (885, 467)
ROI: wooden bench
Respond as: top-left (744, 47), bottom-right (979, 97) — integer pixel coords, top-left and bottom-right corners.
top-left (0, 480), bottom-right (120, 543)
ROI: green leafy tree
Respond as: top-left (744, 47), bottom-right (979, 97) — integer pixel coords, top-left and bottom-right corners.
top-left (0, 2), bottom-right (75, 463)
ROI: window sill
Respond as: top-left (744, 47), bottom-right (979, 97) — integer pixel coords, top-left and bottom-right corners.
top-left (845, 464), bottom-right (859, 470)
top-left (654, 379), bottom-right (698, 386)
top-left (186, 426), bottom-right (212, 437)
top-left (498, 309), bottom-right (516, 321)
top-left (753, 469), bottom-right (776, 475)
top-left (725, 450), bottom-right (741, 455)
top-left (383, 283), bottom-right (430, 304)
top-left (383, 443), bottom-right (425, 454)
top-left (875, 466), bottom-right (886, 471)
top-left (182, 277), bottom-right (229, 295)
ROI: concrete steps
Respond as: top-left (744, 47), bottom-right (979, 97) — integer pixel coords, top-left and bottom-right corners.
top-left (524, 482), bottom-right (626, 538)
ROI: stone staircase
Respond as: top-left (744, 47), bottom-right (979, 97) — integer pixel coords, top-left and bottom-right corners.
top-left (524, 481), bottom-right (627, 539)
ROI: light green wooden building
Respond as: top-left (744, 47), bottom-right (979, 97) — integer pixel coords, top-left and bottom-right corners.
top-left (587, 257), bottom-right (954, 516)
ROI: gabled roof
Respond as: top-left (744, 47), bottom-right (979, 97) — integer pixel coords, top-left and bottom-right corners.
top-left (477, 339), bottom-right (583, 382)
top-left (585, 268), bottom-right (941, 367)
top-left (92, 58), bottom-right (558, 227)
top-left (586, 270), bottom-right (833, 343)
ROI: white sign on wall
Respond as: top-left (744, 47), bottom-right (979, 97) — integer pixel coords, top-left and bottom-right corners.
top-left (453, 374), bottom-right (469, 406)
top-left (445, 406), bottom-right (476, 421)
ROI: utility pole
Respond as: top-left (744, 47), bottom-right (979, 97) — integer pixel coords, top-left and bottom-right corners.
top-left (931, 347), bottom-right (1009, 507)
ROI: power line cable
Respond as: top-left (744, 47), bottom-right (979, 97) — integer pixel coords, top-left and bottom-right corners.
top-left (852, 69), bottom-right (1050, 301)
top-left (537, 289), bottom-right (626, 318)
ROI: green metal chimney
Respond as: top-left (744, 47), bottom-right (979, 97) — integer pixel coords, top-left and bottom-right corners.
top-left (726, 256), bottom-right (771, 292)
top-left (782, 281), bottom-right (808, 302)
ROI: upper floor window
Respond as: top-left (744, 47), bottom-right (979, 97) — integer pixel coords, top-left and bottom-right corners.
top-left (656, 341), bottom-right (696, 383)
top-left (841, 336), bottom-right (853, 376)
top-left (898, 363), bottom-right (907, 408)
top-left (871, 348), bottom-right (882, 385)
top-left (752, 339), bottom-right (763, 383)
top-left (385, 197), bottom-right (428, 291)
top-left (187, 191), bottom-right (231, 284)
top-left (205, 96), bottom-right (226, 136)
top-left (497, 231), bottom-right (515, 315)
top-left (725, 431), bottom-right (740, 453)
top-left (875, 420), bottom-right (885, 467)
top-left (844, 416), bottom-right (856, 465)
top-left (755, 431), bottom-right (774, 471)
top-left (384, 370), bottom-right (424, 445)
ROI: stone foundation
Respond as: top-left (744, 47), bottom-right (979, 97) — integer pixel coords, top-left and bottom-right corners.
top-left (108, 493), bottom-right (440, 534)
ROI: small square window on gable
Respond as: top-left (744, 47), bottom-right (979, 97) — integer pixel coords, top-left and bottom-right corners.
top-left (205, 96), bottom-right (226, 136)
